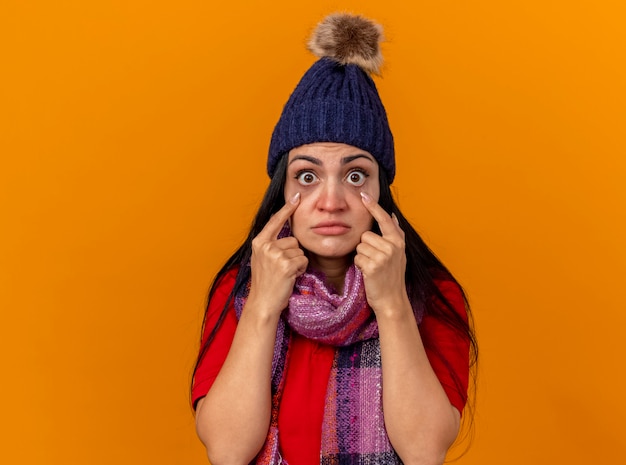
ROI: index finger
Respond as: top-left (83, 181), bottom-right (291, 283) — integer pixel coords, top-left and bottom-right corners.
top-left (360, 192), bottom-right (401, 238)
top-left (257, 192), bottom-right (301, 241)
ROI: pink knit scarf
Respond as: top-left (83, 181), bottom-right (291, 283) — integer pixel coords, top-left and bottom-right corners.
top-left (234, 262), bottom-right (406, 464)
top-left (286, 265), bottom-right (378, 345)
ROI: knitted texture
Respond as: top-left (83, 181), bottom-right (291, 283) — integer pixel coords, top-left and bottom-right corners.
top-left (268, 57), bottom-right (395, 182)
top-left (268, 57), bottom-right (395, 183)
top-left (233, 219), bottom-right (424, 463)
top-left (287, 265), bottom-right (378, 346)
top-left (235, 265), bottom-right (402, 464)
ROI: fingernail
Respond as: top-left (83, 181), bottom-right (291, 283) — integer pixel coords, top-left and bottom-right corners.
top-left (360, 192), bottom-right (371, 203)
top-left (290, 192), bottom-right (300, 204)
top-left (392, 213), bottom-right (400, 225)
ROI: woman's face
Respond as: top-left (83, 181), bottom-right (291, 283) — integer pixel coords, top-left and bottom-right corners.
top-left (284, 142), bottom-right (380, 261)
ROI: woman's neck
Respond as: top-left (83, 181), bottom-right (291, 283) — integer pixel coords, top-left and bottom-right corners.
top-left (308, 254), bottom-right (351, 294)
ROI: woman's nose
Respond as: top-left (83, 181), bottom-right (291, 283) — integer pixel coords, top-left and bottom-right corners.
top-left (316, 181), bottom-right (347, 212)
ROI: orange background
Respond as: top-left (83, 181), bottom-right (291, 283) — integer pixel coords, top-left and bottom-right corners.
top-left (1, 1), bottom-right (625, 463)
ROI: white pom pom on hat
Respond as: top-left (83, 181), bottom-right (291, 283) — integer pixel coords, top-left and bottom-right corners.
top-left (307, 13), bottom-right (384, 75)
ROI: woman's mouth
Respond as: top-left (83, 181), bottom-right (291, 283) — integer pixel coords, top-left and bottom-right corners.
top-left (311, 221), bottom-right (351, 235)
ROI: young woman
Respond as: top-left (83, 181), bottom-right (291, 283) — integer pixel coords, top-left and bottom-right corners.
top-left (191, 13), bottom-right (477, 465)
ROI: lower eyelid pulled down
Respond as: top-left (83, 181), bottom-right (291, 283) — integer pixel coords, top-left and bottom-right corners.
top-left (346, 168), bottom-right (369, 186)
top-left (292, 168), bottom-right (369, 186)
top-left (295, 170), bottom-right (318, 185)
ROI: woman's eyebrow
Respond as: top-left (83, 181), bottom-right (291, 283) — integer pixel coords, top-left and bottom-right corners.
top-left (289, 155), bottom-right (321, 166)
top-left (288, 153), bottom-right (375, 166)
top-left (341, 154), bottom-right (375, 165)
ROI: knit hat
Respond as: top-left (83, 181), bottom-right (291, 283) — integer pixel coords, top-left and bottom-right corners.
top-left (267, 13), bottom-right (396, 182)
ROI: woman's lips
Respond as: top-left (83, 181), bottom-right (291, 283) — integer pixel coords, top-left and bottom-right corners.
top-left (311, 221), bottom-right (351, 235)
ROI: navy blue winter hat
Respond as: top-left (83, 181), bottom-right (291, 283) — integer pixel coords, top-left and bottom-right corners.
top-left (267, 13), bottom-right (396, 182)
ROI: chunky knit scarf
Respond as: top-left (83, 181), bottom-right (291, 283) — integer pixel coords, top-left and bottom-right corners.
top-left (234, 261), bottom-right (413, 464)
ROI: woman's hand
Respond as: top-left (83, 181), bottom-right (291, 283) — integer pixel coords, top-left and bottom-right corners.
top-left (197, 193), bottom-right (306, 465)
top-left (248, 192), bottom-right (309, 316)
top-left (354, 192), bottom-right (409, 316)
top-left (356, 193), bottom-right (460, 464)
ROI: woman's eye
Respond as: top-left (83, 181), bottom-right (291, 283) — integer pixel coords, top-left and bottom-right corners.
top-left (296, 171), bottom-right (318, 185)
top-left (346, 170), bottom-right (368, 187)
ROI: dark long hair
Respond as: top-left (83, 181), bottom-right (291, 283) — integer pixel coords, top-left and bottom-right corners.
top-left (192, 153), bottom-right (478, 433)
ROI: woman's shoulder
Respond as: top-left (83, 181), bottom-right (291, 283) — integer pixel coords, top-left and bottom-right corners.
top-left (216, 265), bottom-right (240, 288)
top-left (431, 274), bottom-right (468, 320)
top-left (209, 265), bottom-right (241, 308)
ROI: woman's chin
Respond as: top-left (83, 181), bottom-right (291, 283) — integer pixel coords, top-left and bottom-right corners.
top-left (304, 246), bottom-right (356, 263)
top-left (295, 234), bottom-right (360, 264)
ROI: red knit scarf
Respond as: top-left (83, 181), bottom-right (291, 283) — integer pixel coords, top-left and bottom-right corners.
top-left (234, 264), bottom-right (409, 464)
